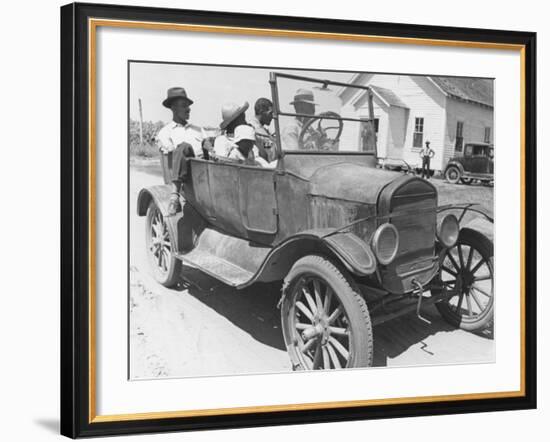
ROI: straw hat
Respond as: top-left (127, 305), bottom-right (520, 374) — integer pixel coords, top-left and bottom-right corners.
top-left (220, 101), bottom-right (249, 129)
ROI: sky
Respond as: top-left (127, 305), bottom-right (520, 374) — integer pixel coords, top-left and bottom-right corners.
top-left (129, 62), bottom-right (355, 127)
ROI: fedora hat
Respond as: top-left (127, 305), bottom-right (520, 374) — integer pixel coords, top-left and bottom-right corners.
top-left (290, 88), bottom-right (317, 105)
top-left (162, 87), bottom-right (194, 108)
top-left (220, 101), bottom-right (249, 129)
top-left (233, 125), bottom-right (256, 144)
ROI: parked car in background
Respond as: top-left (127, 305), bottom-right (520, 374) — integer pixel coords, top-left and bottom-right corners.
top-left (444, 142), bottom-right (494, 185)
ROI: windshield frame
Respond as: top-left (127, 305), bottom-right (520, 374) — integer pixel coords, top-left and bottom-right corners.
top-left (269, 72), bottom-right (378, 158)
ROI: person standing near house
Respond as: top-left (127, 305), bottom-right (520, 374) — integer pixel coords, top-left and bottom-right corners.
top-left (419, 140), bottom-right (435, 179)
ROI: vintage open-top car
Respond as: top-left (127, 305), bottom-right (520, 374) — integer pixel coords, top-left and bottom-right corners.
top-left (137, 72), bottom-right (494, 370)
top-left (444, 142), bottom-right (494, 185)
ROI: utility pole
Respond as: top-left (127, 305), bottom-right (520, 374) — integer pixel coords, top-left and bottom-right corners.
top-left (138, 98), bottom-right (144, 145)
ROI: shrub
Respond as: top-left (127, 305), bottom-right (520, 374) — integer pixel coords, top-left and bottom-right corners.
top-left (129, 119), bottom-right (164, 158)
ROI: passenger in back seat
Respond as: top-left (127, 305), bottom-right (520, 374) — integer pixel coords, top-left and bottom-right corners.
top-left (228, 126), bottom-right (277, 169)
top-left (213, 102), bottom-right (249, 158)
top-left (156, 86), bottom-right (211, 216)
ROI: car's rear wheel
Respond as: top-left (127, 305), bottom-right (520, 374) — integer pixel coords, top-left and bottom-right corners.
top-left (445, 166), bottom-right (461, 184)
top-left (460, 177), bottom-right (473, 185)
top-left (434, 228), bottom-right (494, 332)
top-left (145, 200), bottom-right (181, 287)
top-left (281, 255), bottom-right (373, 370)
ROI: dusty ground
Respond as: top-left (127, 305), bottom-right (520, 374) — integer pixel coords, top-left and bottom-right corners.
top-left (129, 161), bottom-right (494, 380)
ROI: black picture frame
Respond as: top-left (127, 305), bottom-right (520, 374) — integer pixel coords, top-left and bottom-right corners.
top-left (60, 2), bottom-right (537, 438)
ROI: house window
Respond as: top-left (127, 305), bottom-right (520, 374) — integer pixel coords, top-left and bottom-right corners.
top-left (413, 117), bottom-right (424, 148)
top-left (484, 127), bottom-right (491, 143)
top-left (360, 118), bottom-right (379, 152)
top-left (373, 118), bottom-right (380, 133)
top-left (455, 121), bottom-right (464, 152)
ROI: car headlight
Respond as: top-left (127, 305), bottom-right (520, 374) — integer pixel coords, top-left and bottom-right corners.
top-left (372, 223), bottom-right (399, 265)
top-left (437, 214), bottom-right (459, 248)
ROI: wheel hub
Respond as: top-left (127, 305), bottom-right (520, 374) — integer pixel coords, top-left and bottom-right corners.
top-left (459, 271), bottom-right (474, 290)
top-left (302, 314), bottom-right (332, 344)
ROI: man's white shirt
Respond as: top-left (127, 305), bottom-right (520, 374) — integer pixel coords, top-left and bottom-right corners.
top-left (156, 121), bottom-right (206, 157)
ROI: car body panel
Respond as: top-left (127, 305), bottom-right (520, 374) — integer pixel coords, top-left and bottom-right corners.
top-left (143, 152), bottom-right (443, 293)
top-left (137, 183), bottom-right (380, 287)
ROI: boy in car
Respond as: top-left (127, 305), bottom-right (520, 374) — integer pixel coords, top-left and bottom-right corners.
top-left (228, 125), bottom-right (277, 168)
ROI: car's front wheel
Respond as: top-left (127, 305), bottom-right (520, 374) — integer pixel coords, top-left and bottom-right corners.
top-left (434, 228), bottom-right (494, 332)
top-left (145, 200), bottom-right (181, 287)
top-left (445, 166), bottom-right (462, 184)
top-left (281, 255), bottom-right (373, 370)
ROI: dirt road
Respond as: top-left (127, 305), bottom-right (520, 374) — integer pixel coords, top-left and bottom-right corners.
top-left (129, 163), bottom-right (494, 379)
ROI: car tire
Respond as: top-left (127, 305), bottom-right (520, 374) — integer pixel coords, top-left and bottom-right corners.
top-left (145, 200), bottom-right (181, 287)
top-left (460, 177), bottom-right (473, 185)
top-left (445, 166), bottom-right (461, 184)
top-left (281, 255), bottom-right (373, 370)
top-left (434, 228), bottom-right (494, 332)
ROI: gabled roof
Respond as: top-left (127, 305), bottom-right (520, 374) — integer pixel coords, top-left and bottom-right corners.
top-left (429, 77), bottom-right (493, 108)
top-left (370, 85), bottom-right (408, 108)
top-left (339, 74), bottom-right (494, 109)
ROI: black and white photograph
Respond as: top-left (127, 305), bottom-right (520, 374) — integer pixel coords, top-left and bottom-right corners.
top-left (128, 61), bottom-right (495, 379)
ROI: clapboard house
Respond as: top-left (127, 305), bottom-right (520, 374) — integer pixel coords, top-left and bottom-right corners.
top-left (337, 74), bottom-right (494, 172)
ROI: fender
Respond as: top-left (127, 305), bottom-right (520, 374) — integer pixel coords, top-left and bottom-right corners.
top-left (438, 203), bottom-right (494, 241)
top-left (445, 160), bottom-right (465, 175)
top-left (251, 230), bottom-right (377, 286)
top-left (137, 185), bottom-right (208, 253)
top-left (137, 184), bottom-right (174, 217)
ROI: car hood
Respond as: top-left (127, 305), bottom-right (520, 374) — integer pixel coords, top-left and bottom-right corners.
top-left (308, 162), bottom-right (401, 204)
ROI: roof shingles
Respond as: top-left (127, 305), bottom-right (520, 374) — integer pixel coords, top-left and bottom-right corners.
top-left (430, 77), bottom-right (493, 107)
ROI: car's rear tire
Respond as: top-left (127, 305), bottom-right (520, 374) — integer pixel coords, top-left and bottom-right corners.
top-left (460, 177), bottom-right (473, 185)
top-left (281, 255), bottom-right (373, 370)
top-left (434, 228), bottom-right (494, 332)
top-left (445, 166), bottom-right (461, 184)
top-left (145, 200), bottom-right (181, 287)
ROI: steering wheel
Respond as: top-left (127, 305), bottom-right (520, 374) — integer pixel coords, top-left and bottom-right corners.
top-left (298, 111), bottom-right (344, 151)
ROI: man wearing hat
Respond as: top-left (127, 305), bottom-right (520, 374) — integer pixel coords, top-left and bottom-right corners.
top-left (419, 140), bottom-right (435, 179)
top-left (228, 125), bottom-right (277, 168)
top-left (281, 88), bottom-right (317, 150)
top-left (213, 101), bottom-right (249, 158)
top-left (156, 87), bottom-right (209, 215)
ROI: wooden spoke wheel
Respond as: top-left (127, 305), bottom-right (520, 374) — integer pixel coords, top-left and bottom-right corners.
top-left (145, 200), bottom-right (181, 287)
top-left (281, 255), bottom-right (373, 370)
top-left (434, 228), bottom-right (494, 331)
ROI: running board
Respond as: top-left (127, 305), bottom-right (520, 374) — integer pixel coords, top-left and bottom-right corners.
top-left (175, 250), bottom-right (253, 287)
top-left (173, 228), bottom-right (270, 287)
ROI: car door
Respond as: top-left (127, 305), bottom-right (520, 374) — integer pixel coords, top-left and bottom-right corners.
top-left (461, 145), bottom-right (474, 173)
top-left (238, 165), bottom-right (278, 238)
top-left (186, 159), bottom-right (248, 238)
top-left (470, 145), bottom-right (487, 175)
